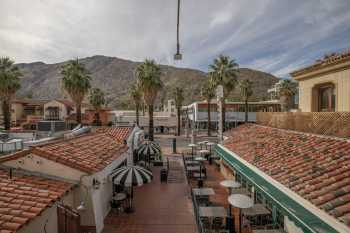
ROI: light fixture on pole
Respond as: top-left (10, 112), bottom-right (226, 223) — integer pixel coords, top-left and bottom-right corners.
top-left (174, 0), bottom-right (182, 60)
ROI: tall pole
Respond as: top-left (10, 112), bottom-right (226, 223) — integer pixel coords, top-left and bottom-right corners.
top-left (217, 85), bottom-right (224, 144)
top-left (174, 0), bottom-right (182, 60)
top-left (176, 0), bottom-right (180, 54)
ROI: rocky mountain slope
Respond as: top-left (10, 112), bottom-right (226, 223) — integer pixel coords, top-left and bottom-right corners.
top-left (16, 55), bottom-right (279, 108)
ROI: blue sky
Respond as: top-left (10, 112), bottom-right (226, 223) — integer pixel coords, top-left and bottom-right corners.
top-left (1, 0), bottom-right (350, 78)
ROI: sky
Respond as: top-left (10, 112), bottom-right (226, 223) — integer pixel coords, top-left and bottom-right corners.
top-left (1, 0), bottom-right (350, 78)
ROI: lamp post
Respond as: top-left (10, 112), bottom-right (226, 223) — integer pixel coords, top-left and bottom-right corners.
top-left (174, 0), bottom-right (182, 60)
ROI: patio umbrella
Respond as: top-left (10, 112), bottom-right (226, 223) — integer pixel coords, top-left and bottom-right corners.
top-left (137, 141), bottom-right (161, 164)
top-left (111, 165), bottom-right (153, 212)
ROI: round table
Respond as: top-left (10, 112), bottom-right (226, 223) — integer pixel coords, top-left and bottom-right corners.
top-left (188, 144), bottom-right (197, 158)
top-left (206, 142), bottom-right (216, 156)
top-left (220, 180), bottom-right (241, 216)
top-left (194, 156), bottom-right (207, 185)
top-left (199, 149), bottom-right (210, 160)
top-left (228, 194), bottom-right (254, 233)
top-left (113, 193), bottom-right (127, 201)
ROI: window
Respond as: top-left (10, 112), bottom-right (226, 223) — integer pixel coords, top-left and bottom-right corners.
top-left (316, 83), bottom-right (335, 112)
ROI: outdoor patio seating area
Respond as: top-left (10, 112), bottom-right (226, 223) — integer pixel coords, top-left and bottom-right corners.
top-left (183, 141), bottom-right (285, 233)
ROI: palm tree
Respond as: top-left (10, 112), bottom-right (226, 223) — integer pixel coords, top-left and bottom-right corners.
top-left (278, 79), bottom-right (297, 112)
top-left (201, 79), bottom-right (215, 136)
top-left (136, 59), bottom-right (163, 141)
top-left (239, 79), bottom-right (253, 123)
top-left (0, 57), bottom-right (22, 130)
top-left (130, 82), bottom-right (142, 126)
top-left (209, 55), bottom-right (239, 131)
top-left (61, 58), bottom-right (91, 124)
top-left (89, 88), bottom-right (105, 126)
top-left (172, 87), bottom-right (184, 136)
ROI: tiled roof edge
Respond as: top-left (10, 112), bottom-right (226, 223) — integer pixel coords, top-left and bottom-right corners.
top-left (0, 149), bottom-right (31, 163)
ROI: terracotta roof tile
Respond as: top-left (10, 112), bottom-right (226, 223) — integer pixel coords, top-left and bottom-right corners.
top-left (30, 131), bottom-right (129, 174)
top-left (224, 124), bottom-right (350, 227)
top-left (95, 126), bottom-right (132, 143)
top-left (0, 168), bottom-right (74, 232)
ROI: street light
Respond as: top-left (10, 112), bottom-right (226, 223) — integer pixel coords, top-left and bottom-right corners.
top-left (174, 0), bottom-right (182, 60)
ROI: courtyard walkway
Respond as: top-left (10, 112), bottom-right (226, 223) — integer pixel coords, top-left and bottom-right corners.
top-left (103, 155), bottom-right (197, 233)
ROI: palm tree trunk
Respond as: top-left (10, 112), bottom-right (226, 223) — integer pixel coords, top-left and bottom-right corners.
top-left (222, 99), bottom-right (226, 132)
top-left (136, 104), bottom-right (140, 126)
top-left (148, 104), bottom-right (154, 141)
top-left (176, 107), bottom-right (181, 136)
top-left (245, 99), bottom-right (248, 123)
top-left (77, 104), bottom-right (82, 124)
top-left (2, 99), bottom-right (11, 130)
top-left (207, 101), bottom-right (211, 136)
top-left (96, 109), bottom-right (101, 126)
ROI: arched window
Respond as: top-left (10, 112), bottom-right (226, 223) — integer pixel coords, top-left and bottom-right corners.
top-left (312, 83), bottom-right (336, 112)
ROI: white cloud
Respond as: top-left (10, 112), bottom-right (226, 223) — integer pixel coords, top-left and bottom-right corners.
top-left (0, 0), bottom-right (349, 78)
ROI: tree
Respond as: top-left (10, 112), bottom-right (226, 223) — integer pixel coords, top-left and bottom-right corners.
top-left (209, 55), bottom-right (239, 131)
top-left (172, 87), bottom-right (184, 136)
top-left (130, 82), bottom-right (142, 126)
top-left (136, 59), bottom-right (163, 141)
top-left (89, 88), bottom-right (105, 126)
top-left (278, 79), bottom-right (297, 112)
top-left (0, 57), bottom-right (22, 130)
top-left (201, 79), bottom-right (215, 136)
top-left (61, 58), bottom-right (91, 124)
top-left (239, 79), bottom-right (253, 123)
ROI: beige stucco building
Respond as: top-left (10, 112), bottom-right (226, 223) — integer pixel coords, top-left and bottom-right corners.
top-left (290, 51), bottom-right (350, 112)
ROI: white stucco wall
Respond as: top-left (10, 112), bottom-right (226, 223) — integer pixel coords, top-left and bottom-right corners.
top-left (17, 189), bottom-right (74, 233)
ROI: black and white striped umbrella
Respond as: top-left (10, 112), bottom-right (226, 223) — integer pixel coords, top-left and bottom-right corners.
top-left (111, 165), bottom-right (153, 187)
top-left (137, 141), bottom-right (161, 161)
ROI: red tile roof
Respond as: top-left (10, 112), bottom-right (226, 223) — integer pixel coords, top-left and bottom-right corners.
top-left (290, 49), bottom-right (350, 77)
top-left (95, 127), bottom-right (132, 143)
top-left (30, 132), bottom-right (128, 174)
top-left (0, 129), bottom-right (129, 174)
top-left (0, 168), bottom-right (74, 232)
top-left (224, 124), bottom-right (350, 227)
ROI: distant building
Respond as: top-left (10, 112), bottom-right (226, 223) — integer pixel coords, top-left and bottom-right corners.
top-left (43, 99), bottom-right (91, 121)
top-left (0, 98), bottom-right (47, 127)
top-left (112, 110), bottom-right (177, 133)
top-left (182, 100), bottom-right (281, 130)
top-left (290, 50), bottom-right (350, 112)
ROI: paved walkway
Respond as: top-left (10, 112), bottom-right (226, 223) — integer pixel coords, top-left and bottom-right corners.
top-left (103, 155), bottom-right (197, 233)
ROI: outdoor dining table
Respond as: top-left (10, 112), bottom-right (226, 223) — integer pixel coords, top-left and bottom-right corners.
top-left (186, 166), bottom-right (201, 171)
top-left (199, 149), bottom-right (210, 159)
top-left (185, 160), bottom-right (200, 165)
top-left (242, 204), bottom-right (271, 216)
top-left (228, 194), bottom-right (254, 233)
top-left (220, 180), bottom-right (241, 216)
top-left (193, 188), bottom-right (215, 196)
top-left (199, 206), bottom-right (227, 217)
top-left (198, 141), bottom-right (208, 149)
top-left (252, 229), bottom-right (284, 233)
top-left (188, 143), bottom-right (197, 158)
top-left (113, 193), bottom-right (127, 201)
top-left (207, 142), bottom-right (216, 152)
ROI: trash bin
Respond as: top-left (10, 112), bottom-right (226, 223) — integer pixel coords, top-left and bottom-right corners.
top-left (197, 179), bottom-right (204, 188)
top-left (172, 138), bottom-right (176, 153)
top-left (160, 169), bottom-right (168, 183)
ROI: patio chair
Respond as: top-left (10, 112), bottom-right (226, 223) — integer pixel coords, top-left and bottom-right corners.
top-left (200, 217), bottom-right (211, 233)
top-left (212, 217), bottom-right (224, 232)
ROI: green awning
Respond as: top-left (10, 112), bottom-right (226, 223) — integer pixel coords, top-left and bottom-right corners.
top-left (215, 145), bottom-right (341, 233)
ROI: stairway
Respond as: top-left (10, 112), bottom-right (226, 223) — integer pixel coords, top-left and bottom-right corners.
top-left (166, 156), bottom-right (185, 183)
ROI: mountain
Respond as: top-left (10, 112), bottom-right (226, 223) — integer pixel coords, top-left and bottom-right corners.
top-left (16, 55), bottom-right (279, 108)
